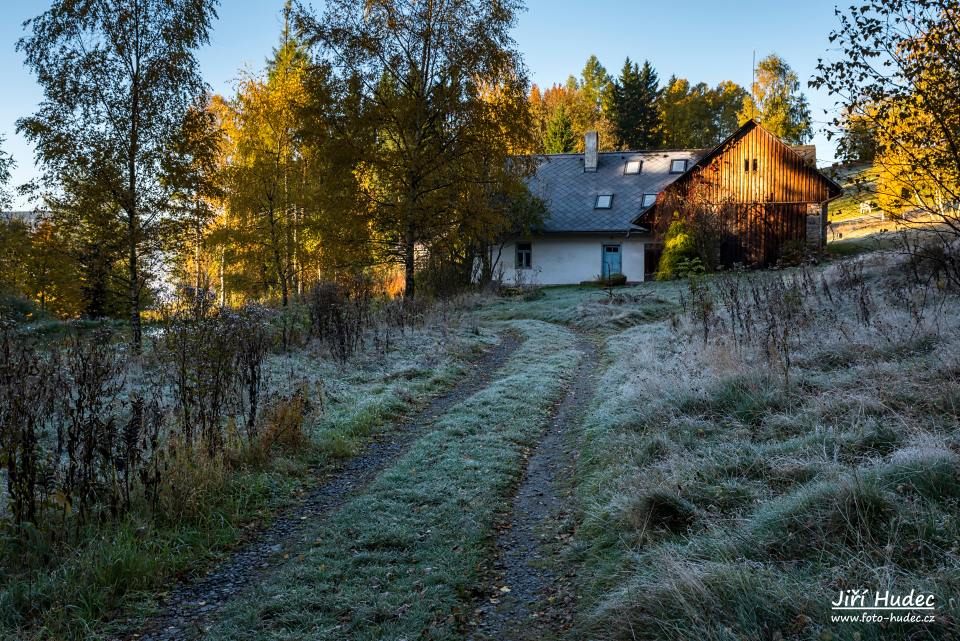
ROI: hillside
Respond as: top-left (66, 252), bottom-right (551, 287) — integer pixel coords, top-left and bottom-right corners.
top-left (827, 163), bottom-right (881, 222)
top-left (2, 238), bottom-right (958, 641)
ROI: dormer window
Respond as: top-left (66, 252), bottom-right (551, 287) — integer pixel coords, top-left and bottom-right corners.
top-left (624, 159), bottom-right (642, 175)
top-left (595, 194), bottom-right (613, 209)
top-left (642, 193), bottom-right (658, 208)
top-left (670, 159), bottom-right (688, 173)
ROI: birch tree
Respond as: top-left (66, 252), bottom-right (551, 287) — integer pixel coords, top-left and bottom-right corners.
top-left (0, 136), bottom-right (13, 210)
top-left (18, 0), bottom-right (219, 347)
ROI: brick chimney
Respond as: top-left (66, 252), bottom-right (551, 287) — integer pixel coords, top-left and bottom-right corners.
top-left (584, 131), bottom-right (598, 172)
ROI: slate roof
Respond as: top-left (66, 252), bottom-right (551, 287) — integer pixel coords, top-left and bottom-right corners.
top-left (527, 149), bottom-right (705, 233)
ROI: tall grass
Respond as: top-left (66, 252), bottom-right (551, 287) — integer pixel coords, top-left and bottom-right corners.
top-left (0, 293), bottom-right (492, 640)
top-left (573, 251), bottom-right (960, 640)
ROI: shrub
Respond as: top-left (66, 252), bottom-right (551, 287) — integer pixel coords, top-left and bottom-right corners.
top-left (656, 219), bottom-right (698, 280)
top-left (675, 256), bottom-right (705, 278)
top-left (0, 321), bottom-right (167, 533)
top-left (0, 321), bottom-right (58, 526)
top-left (240, 389), bottom-right (309, 465)
top-left (307, 278), bottom-right (373, 363)
top-left (605, 272), bottom-right (627, 286)
top-left (156, 304), bottom-right (278, 455)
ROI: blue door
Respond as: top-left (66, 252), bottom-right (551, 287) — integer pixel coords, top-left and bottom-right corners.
top-left (602, 244), bottom-right (622, 278)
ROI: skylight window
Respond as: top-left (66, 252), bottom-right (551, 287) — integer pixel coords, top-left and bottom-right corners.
top-left (670, 159), bottom-right (688, 173)
top-left (595, 194), bottom-right (613, 209)
top-left (642, 193), bottom-right (658, 208)
top-left (624, 159), bottom-right (642, 175)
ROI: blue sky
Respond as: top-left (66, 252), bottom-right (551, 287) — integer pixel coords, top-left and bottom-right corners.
top-left (0, 0), bottom-right (845, 206)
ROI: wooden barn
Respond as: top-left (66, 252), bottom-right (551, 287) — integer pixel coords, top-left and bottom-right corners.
top-left (496, 119), bottom-right (841, 285)
top-left (634, 119), bottom-right (843, 269)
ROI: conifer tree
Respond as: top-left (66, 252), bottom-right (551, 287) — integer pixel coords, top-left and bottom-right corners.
top-left (612, 58), bottom-right (662, 149)
top-left (580, 55), bottom-right (612, 114)
top-left (544, 104), bottom-right (577, 153)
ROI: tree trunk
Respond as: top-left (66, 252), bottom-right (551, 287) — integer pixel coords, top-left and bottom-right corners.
top-left (403, 222), bottom-right (416, 299)
top-left (267, 203), bottom-right (288, 307)
top-left (128, 215), bottom-right (141, 350)
top-left (194, 215), bottom-right (203, 309)
top-left (219, 249), bottom-right (226, 306)
top-left (128, 43), bottom-right (142, 350)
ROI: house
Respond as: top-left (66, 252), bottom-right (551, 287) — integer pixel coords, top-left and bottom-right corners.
top-left (498, 120), bottom-right (841, 285)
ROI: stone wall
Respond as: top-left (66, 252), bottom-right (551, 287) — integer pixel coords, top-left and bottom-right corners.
top-left (806, 203), bottom-right (824, 249)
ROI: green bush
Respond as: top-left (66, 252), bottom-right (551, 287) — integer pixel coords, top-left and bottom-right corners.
top-left (655, 219), bottom-right (698, 280)
top-left (604, 272), bottom-right (627, 286)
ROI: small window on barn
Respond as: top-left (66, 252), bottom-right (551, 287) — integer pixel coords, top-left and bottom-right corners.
top-left (744, 158), bottom-right (750, 172)
top-left (753, 158), bottom-right (758, 172)
top-left (624, 159), bottom-right (642, 175)
top-left (642, 193), bottom-right (658, 208)
top-left (595, 194), bottom-right (613, 209)
top-left (670, 159), bottom-right (688, 173)
top-left (516, 242), bottom-right (532, 269)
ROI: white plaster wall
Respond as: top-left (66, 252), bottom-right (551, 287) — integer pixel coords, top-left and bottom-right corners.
top-left (496, 236), bottom-right (647, 285)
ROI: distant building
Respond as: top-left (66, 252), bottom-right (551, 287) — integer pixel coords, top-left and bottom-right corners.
top-left (498, 120), bottom-right (841, 284)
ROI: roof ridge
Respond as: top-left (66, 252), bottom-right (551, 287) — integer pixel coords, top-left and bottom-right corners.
top-left (538, 148), bottom-right (707, 158)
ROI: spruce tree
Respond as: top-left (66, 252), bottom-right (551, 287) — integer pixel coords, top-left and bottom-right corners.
top-left (612, 58), bottom-right (662, 149)
top-left (544, 104), bottom-right (577, 153)
top-left (636, 61), bottom-right (662, 148)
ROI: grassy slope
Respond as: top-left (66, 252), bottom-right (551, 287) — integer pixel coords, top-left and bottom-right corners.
top-left (828, 163), bottom-right (879, 222)
top-left (1, 324), bottom-right (495, 641)
top-left (204, 320), bottom-right (580, 641)
top-left (570, 260), bottom-right (960, 640)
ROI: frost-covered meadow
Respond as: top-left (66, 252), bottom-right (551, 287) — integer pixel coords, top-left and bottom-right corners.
top-left (570, 251), bottom-right (960, 640)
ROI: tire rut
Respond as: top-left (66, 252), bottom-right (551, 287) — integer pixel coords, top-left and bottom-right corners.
top-left (471, 331), bottom-right (600, 641)
top-left (122, 331), bottom-right (524, 641)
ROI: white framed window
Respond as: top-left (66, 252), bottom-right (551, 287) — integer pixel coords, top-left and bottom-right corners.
top-left (624, 159), bottom-right (642, 175)
top-left (516, 242), bottom-right (532, 269)
top-left (642, 193), bottom-right (658, 208)
top-left (595, 194), bottom-right (613, 209)
top-left (670, 159), bottom-right (688, 173)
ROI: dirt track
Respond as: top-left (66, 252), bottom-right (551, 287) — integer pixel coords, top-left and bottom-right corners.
top-left (123, 332), bottom-right (524, 641)
top-left (470, 331), bottom-right (599, 641)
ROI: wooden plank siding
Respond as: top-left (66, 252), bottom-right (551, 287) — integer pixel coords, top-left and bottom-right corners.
top-left (645, 121), bottom-right (841, 266)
